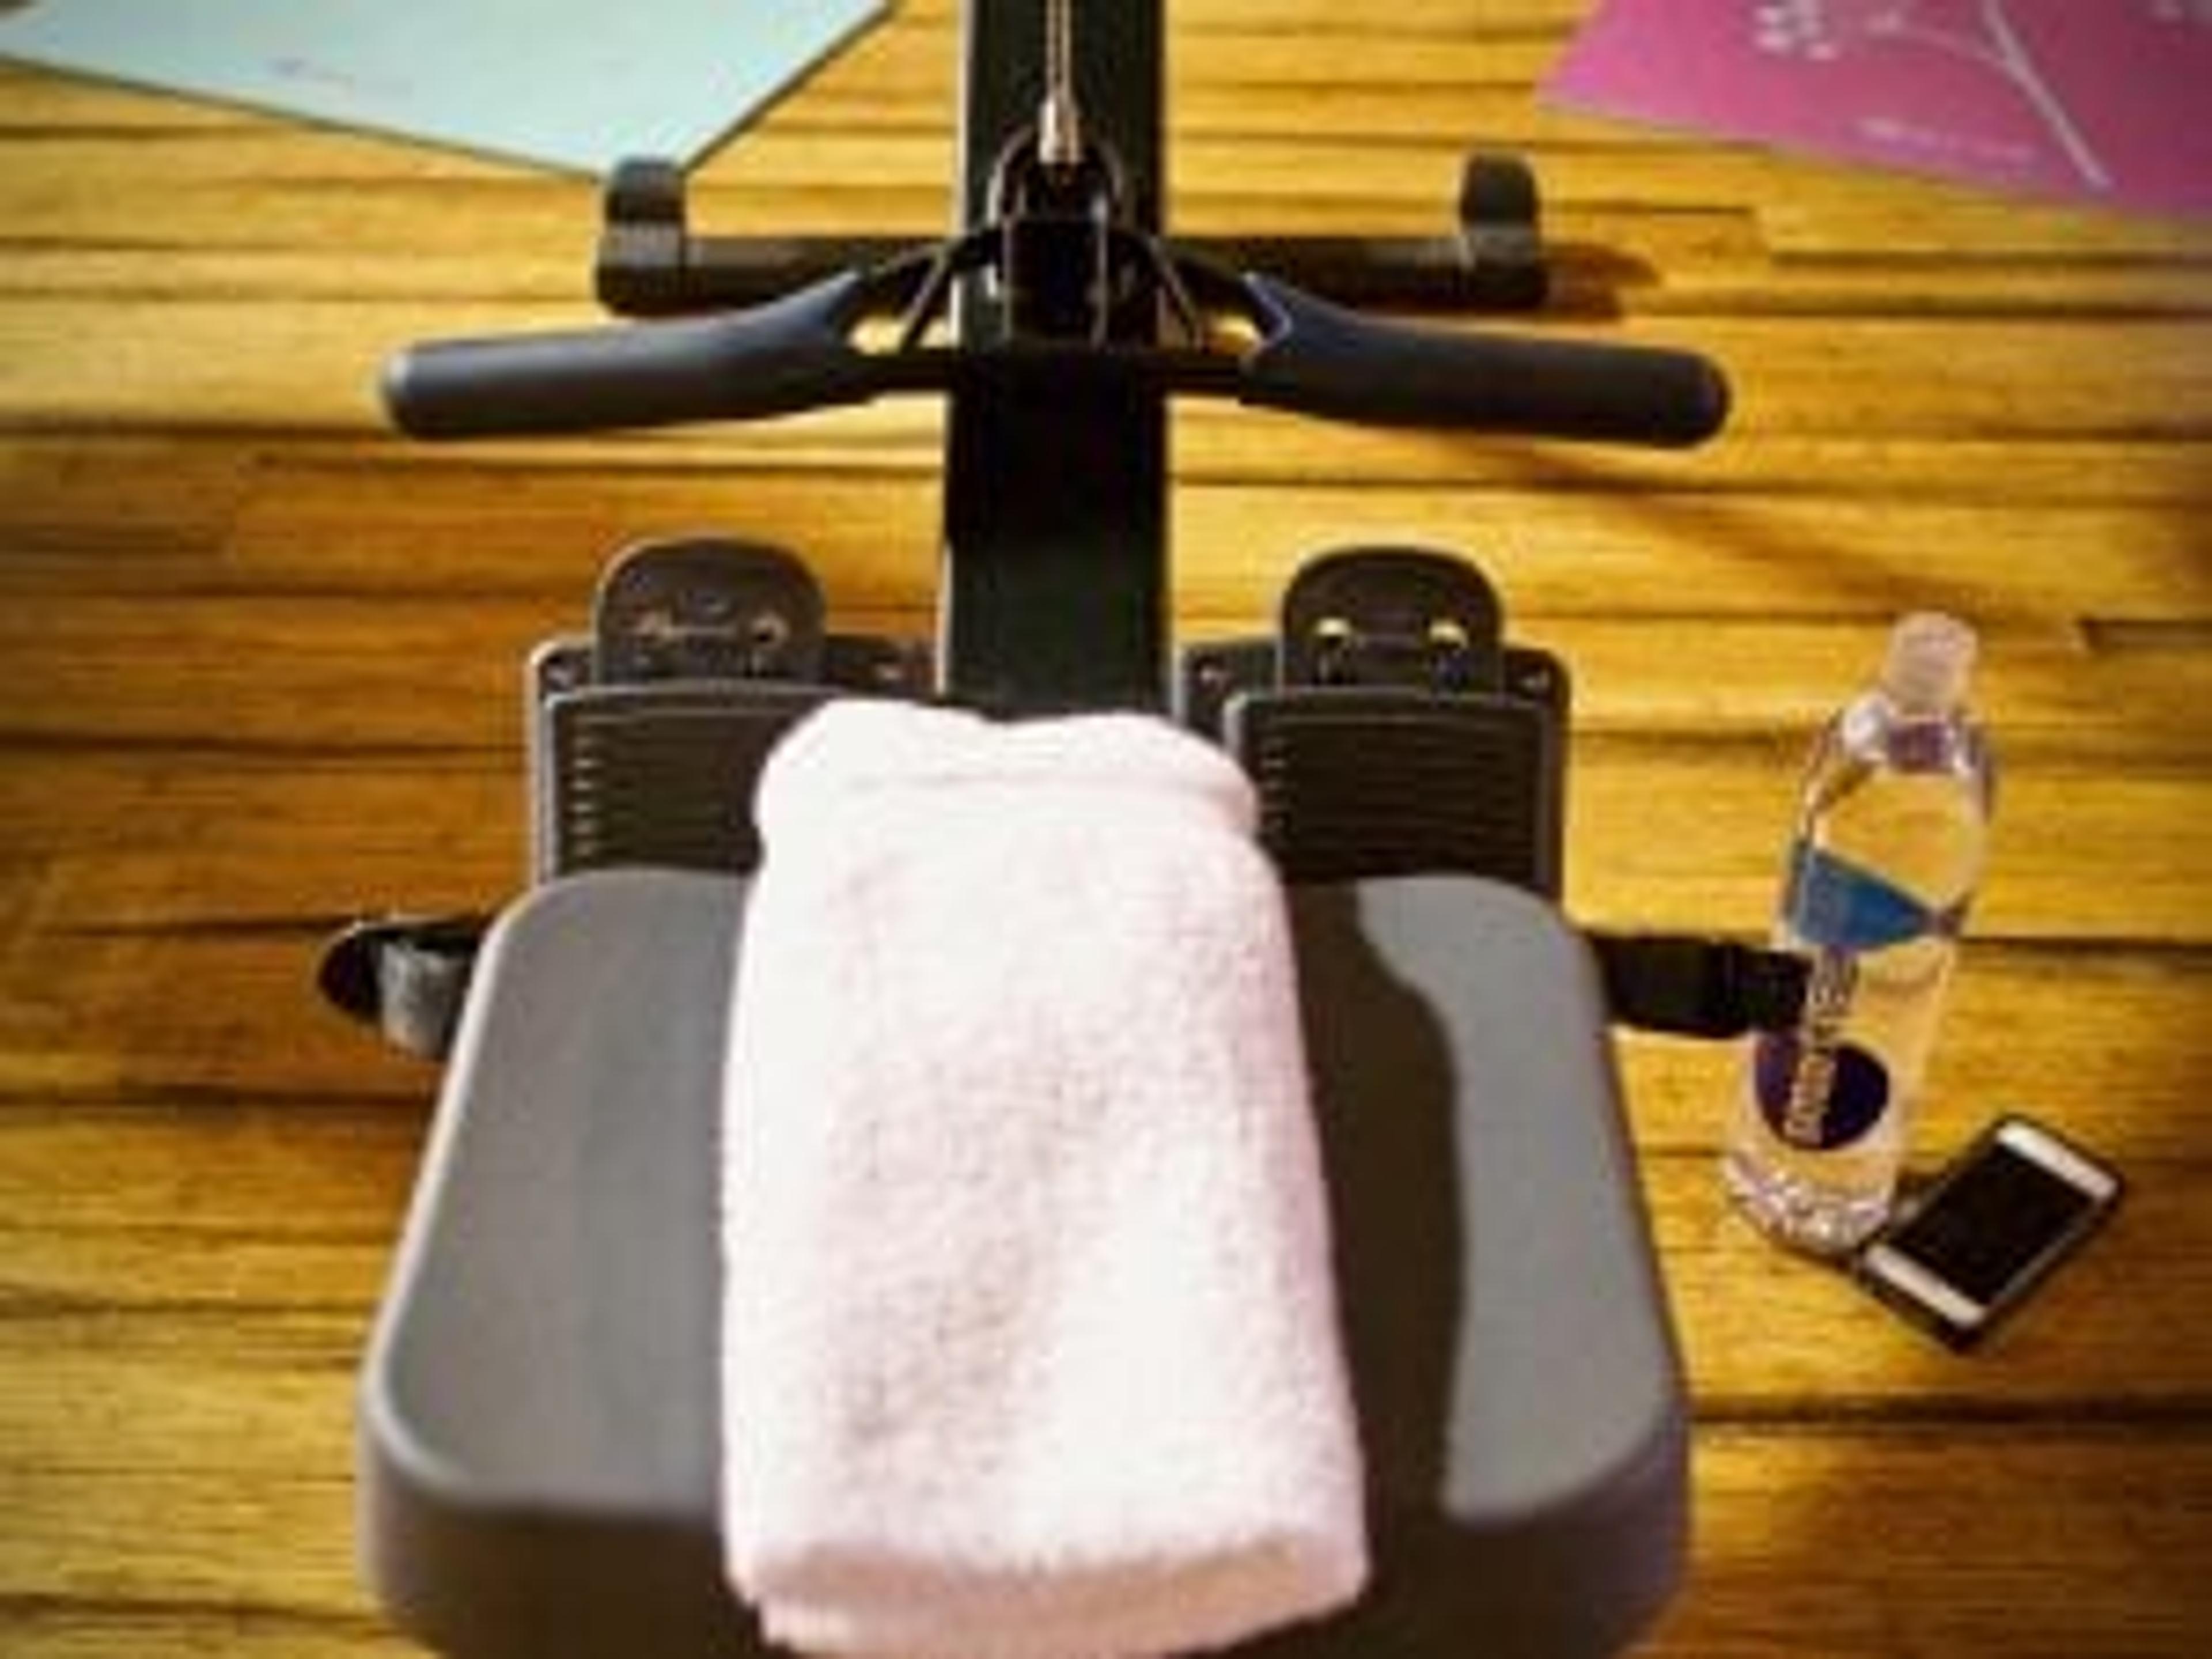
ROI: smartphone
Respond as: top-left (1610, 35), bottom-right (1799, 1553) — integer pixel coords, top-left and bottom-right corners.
top-left (1854, 1115), bottom-right (2123, 1350)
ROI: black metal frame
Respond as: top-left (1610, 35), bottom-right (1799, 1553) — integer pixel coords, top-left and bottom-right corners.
top-left (943, 0), bottom-right (1169, 710)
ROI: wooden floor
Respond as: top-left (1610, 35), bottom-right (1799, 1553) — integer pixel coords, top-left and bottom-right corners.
top-left (3, 1), bottom-right (2208, 1654)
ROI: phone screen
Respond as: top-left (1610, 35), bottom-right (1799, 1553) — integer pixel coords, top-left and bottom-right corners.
top-left (1881, 1137), bottom-right (2100, 1304)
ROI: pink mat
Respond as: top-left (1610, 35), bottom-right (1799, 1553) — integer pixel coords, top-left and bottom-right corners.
top-left (1546, 1), bottom-right (2212, 220)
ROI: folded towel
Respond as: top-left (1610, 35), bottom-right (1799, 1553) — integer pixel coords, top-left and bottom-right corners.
top-left (720, 701), bottom-right (1367, 1658)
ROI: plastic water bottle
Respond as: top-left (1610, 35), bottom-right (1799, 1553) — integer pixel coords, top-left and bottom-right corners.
top-left (1722, 613), bottom-right (1995, 1255)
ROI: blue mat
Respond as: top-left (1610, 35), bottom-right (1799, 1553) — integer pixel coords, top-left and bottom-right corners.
top-left (0, 0), bottom-right (885, 175)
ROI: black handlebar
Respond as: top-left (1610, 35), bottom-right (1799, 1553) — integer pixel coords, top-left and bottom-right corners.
top-left (1239, 276), bottom-right (1728, 448)
top-left (384, 263), bottom-right (1728, 449)
top-left (384, 272), bottom-right (884, 438)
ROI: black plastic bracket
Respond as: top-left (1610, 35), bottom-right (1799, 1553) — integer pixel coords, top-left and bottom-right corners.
top-left (317, 914), bottom-right (488, 1061)
top-left (1590, 932), bottom-right (1811, 1038)
top-left (592, 536), bottom-right (827, 686)
top-left (1193, 546), bottom-right (1569, 895)
top-left (531, 537), bottom-right (927, 881)
top-left (596, 152), bottom-right (1547, 320)
top-left (1279, 545), bottom-right (1508, 691)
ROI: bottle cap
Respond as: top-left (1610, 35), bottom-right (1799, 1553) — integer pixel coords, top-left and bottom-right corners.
top-left (1880, 612), bottom-right (1977, 713)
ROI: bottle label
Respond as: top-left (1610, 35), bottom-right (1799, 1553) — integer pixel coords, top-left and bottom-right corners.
top-left (1753, 947), bottom-right (1891, 1149)
top-left (1753, 834), bottom-right (1973, 1153)
top-left (1784, 840), bottom-right (1962, 952)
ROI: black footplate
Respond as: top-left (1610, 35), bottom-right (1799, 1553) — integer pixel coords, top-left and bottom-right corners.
top-left (533, 536), bottom-right (929, 880)
top-left (1186, 546), bottom-right (1568, 896)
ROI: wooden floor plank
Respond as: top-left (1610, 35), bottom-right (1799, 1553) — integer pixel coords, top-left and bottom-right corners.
top-left (1567, 741), bottom-right (2211, 942)
top-left (0, 786), bottom-right (2199, 1099)
top-left (13, 296), bottom-right (2212, 440)
top-left (1, 1104), bottom-right (2202, 1423)
top-left (0, 601), bottom-right (2205, 759)
top-left (0, 1608), bottom-right (407, 1659)
top-left (1621, 948), bottom-right (2212, 1157)
top-left (4, 1435), bottom-right (2205, 1658)
top-left (0, 1467), bottom-right (368, 1619)
top-left (1647, 1431), bottom-right (2212, 1659)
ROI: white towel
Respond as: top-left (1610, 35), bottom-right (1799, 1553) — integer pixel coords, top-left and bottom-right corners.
top-left (720, 701), bottom-right (1367, 1658)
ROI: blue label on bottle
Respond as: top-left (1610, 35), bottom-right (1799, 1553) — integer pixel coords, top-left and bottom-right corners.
top-left (1753, 1029), bottom-right (1891, 1149)
top-left (1784, 840), bottom-right (1951, 952)
top-left (1753, 946), bottom-right (1891, 1150)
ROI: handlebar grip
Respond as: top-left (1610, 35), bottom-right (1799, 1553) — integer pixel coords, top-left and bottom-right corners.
top-left (1238, 274), bottom-right (1729, 447)
top-left (382, 271), bottom-right (884, 437)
